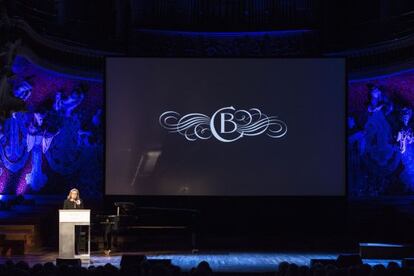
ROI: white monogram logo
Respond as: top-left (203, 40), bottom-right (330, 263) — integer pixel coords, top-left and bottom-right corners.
top-left (159, 106), bottom-right (287, 142)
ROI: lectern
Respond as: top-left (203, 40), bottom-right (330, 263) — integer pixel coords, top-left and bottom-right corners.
top-left (59, 209), bottom-right (90, 259)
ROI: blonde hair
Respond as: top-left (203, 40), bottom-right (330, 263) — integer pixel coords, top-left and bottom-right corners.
top-left (67, 188), bottom-right (80, 200)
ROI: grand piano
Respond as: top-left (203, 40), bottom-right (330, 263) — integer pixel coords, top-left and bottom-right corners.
top-left (93, 202), bottom-right (200, 252)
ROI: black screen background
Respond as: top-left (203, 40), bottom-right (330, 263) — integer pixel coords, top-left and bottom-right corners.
top-left (106, 58), bottom-right (345, 196)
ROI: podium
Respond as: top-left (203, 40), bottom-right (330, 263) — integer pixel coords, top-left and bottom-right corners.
top-left (59, 209), bottom-right (90, 259)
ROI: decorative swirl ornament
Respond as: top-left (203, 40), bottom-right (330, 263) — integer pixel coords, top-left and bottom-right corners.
top-left (159, 106), bottom-right (287, 142)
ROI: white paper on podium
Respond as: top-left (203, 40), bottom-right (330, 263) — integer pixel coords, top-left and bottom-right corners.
top-left (59, 210), bottom-right (90, 223)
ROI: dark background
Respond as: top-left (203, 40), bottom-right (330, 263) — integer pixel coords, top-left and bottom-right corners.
top-left (106, 58), bottom-right (345, 196)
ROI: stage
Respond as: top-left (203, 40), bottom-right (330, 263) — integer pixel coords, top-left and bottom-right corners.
top-left (0, 251), bottom-right (401, 272)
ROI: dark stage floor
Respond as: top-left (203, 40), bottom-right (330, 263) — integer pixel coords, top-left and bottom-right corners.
top-left (0, 251), bottom-right (401, 272)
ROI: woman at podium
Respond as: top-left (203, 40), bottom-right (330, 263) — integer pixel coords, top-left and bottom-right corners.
top-left (62, 188), bottom-right (85, 255)
top-left (63, 188), bottom-right (84, 209)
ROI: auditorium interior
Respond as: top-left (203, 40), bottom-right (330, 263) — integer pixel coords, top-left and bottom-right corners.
top-left (1, 0), bottom-right (414, 275)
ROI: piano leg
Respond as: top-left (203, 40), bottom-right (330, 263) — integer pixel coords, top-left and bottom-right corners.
top-left (191, 232), bottom-right (198, 253)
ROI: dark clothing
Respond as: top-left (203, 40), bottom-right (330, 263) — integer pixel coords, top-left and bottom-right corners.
top-left (103, 215), bottom-right (120, 251)
top-left (104, 222), bottom-right (113, 251)
top-left (63, 199), bottom-right (84, 209)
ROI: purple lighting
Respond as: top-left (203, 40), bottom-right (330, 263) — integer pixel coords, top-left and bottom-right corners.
top-left (0, 56), bottom-right (103, 197)
top-left (348, 68), bottom-right (414, 196)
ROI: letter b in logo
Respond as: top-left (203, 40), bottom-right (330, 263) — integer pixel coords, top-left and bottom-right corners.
top-left (220, 112), bottom-right (238, 134)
